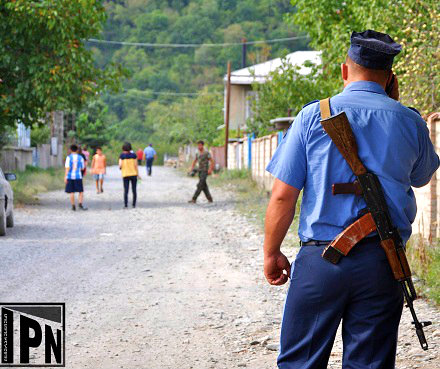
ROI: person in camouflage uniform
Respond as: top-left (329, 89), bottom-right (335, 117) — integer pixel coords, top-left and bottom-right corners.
top-left (188, 140), bottom-right (214, 203)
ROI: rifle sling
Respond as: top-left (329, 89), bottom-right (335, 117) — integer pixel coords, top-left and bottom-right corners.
top-left (319, 98), bottom-right (377, 264)
top-left (320, 98), bottom-right (331, 119)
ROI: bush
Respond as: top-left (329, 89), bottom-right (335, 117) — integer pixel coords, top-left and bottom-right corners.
top-left (11, 166), bottom-right (65, 205)
top-left (406, 236), bottom-right (440, 304)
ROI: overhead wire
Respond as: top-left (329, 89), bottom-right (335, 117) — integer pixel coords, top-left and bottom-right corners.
top-left (90, 35), bottom-right (308, 99)
top-left (86, 36), bottom-right (309, 48)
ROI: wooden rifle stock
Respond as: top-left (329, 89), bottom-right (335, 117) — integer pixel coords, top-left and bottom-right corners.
top-left (321, 112), bottom-right (367, 176)
top-left (380, 238), bottom-right (411, 281)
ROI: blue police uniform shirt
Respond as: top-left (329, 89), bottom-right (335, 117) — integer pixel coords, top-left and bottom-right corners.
top-left (144, 146), bottom-right (156, 159)
top-left (266, 81), bottom-right (439, 243)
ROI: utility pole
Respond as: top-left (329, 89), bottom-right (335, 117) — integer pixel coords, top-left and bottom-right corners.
top-left (225, 61), bottom-right (231, 169)
top-left (242, 38), bottom-right (247, 68)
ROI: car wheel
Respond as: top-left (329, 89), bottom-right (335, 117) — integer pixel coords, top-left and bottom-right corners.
top-left (0, 205), bottom-right (6, 236)
top-left (6, 210), bottom-right (14, 228)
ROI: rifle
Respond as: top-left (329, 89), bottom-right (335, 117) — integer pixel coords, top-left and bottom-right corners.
top-left (319, 104), bottom-right (432, 350)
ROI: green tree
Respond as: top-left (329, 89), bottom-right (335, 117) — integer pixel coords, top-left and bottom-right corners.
top-left (395, 0), bottom-right (439, 115)
top-left (0, 0), bottom-right (126, 131)
top-left (94, 0), bottom-right (306, 145)
top-left (75, 100), bottom-right (112, 148)
top-left (30, 124), bottom-right (51, 147)
top-left (288, 0), bottom-right (439, 114)
top-left (250, 59), bottom-right (332, 135)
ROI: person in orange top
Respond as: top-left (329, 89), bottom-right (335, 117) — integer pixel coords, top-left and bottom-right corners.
top-left (91, 147), bottom-right (107, 194)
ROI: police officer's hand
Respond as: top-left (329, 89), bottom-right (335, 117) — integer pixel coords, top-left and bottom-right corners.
top-left (264, 251), bottom-right (291, 286)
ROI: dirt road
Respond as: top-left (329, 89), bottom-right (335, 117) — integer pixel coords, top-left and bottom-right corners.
top-left (1, 166), bottom-right (438, 368)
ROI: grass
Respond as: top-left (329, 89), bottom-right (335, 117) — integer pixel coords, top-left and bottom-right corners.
top-left (406, 236), bottom-right (440, 304)
top-left (210, 169), bottom-right (301, 247)
top-left (11, 165), bottom-right (65, 205)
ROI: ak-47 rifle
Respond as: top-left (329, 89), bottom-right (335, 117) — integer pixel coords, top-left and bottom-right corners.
top-left (319, 99), bottom-right (432, 350)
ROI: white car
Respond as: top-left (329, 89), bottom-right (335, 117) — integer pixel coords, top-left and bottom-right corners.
top-left (0, 166), bottom-right (16, 236)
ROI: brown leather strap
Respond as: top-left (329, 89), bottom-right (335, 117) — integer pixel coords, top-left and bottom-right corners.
top-left (332, 181), bottom-right (363, 196)
top-left (319, 98), bottom-right (331, 119)
top-left (322, 212), bottom-right (376, 264)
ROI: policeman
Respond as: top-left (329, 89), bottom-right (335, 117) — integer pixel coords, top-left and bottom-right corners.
top-left (264, 30), bottom-right (439, 368)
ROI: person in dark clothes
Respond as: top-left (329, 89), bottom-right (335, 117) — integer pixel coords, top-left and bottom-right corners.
top-left (188, 140), bottom-right (214, 203)
top-left (119, 142), bottom-right (139, 209)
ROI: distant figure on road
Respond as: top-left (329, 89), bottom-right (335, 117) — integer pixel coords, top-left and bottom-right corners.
top-left (91, 147), bottom-right (107, 194)
top-left (143, 143), bottom-right (157, 176)
top-left (136, 148), bottom-right (144, 166)
top-left (78, 146), bottom-right (88, 177)
top-left (119, 142), bottom-right (139, 209)
top-left (82, 145), bottom-right (90, 163)
top-left (188, 140), bottom-right (214, 204)
top-left (65, 144), bottom-right (88, 211)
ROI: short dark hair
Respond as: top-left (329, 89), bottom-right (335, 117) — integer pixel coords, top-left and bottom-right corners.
top-left (346, 56), bottom-right (390, 78)
top-left (122, 142), bottom-right (132, 152)
top-left (96, 146), bottom-right (102, 151)
top-left (70, 144), bottom-right (78, 152)
top-left (197, 140), bottom-right (204, 145)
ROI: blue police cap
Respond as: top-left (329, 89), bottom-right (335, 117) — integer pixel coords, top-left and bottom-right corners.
top-left (348, 30), bottom-right (402, 70)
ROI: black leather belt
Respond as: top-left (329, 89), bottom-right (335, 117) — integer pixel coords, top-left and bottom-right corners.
top-left (300, 240), bottom-right (331, 246)
top-left (300, 235), bottom-right (380, 247)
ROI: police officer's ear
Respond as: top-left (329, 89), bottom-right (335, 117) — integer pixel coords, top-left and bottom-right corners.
top-left (341, 63), bottom-right (349, 82)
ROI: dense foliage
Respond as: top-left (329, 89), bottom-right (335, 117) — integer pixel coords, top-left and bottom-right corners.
top-left (84, 0), bottom-right (306, 150)
top-left (250, 60), bottom-right (332, 136)
top-left (0, 0), bottom-right (125, 138)
top-left (251, 0), bottom-right (439, 133)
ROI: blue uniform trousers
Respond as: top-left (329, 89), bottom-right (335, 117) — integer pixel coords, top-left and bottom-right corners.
top-left (146, 158), bottom-right (154, 176)
top-left (278, 239), bottom-right (403, 369)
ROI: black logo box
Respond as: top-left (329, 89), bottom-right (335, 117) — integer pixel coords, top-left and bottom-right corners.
top-left (1, 303), bottom-right (65, 367)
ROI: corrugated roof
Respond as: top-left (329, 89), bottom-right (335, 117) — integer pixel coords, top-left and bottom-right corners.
top-left (225, 50), bottom-right (321, 85)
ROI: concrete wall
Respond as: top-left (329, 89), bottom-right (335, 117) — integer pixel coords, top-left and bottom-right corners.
top-left (412, 115), bottom-right (440, 240)
top-left (0, 146), bottom-right (33, 172)
top-left (33, 144), bottom-right (64, 169)
top-left (211, 146), bottom-right (226, 169)
top-left (249, 134), bottom-right (279, 190)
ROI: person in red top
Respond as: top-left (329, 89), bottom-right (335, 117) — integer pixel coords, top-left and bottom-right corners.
top-left (136, 148), bottom-right (144, 166)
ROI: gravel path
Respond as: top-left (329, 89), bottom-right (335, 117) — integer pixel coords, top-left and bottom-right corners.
top-left (0, 166), bottom-right (438, 368)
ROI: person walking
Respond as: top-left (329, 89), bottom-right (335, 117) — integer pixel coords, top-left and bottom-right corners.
top-left (64, 144), bottom-right (88, 211)
top-left (136, 148), bottom-right (144, 166)
top-left (143, 143), bottom-right (157, 176)
top-left (78, 146), bottom-right (88, 178)
top-left (119, 142), bottom-right (139, 209)
top-left (82, 145), bottom-right (90, 163)
top-left (91, 147), bottom-right (106, 194)
top-left (188, 140), bottom-right (214, 203)
top-left (263, 30), bottom-right (439, 369)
